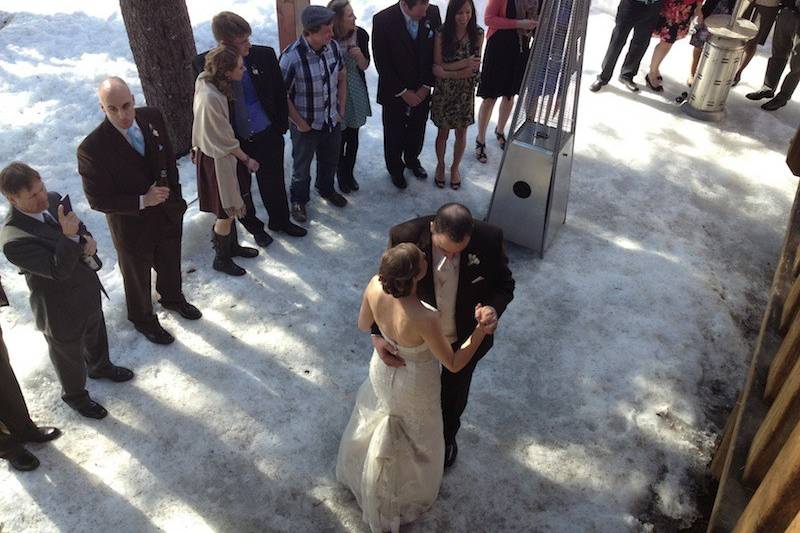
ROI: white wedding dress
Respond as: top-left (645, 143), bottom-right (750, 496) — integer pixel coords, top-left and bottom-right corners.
top-left (336, 327), bottom-right (444, 533)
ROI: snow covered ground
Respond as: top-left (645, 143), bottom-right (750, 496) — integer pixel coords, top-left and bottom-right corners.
top-left (0, 0), bottom-right (797, 531)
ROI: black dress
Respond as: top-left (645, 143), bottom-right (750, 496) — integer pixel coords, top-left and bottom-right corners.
top-left (477, 0), bottom-right (531, 98)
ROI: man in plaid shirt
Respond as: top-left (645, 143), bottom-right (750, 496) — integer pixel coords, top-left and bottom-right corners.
top-left (280, 5), bottom-right (348, 223)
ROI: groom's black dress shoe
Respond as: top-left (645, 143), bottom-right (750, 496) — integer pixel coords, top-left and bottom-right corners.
top-left (406, 163), bottom-right (428, 180)
top-left (162, 301), bottom-right (203, 320)
top-left (444, 440), bottom-right (458, 468)
top-left (6, 446), bottom-right (39, 471)
top-left (390, 173), bottom-right (408, 189)
top-left (89, 365), bottom-right (135, 383)
top-left (20, 426), bottom-right (62, 443)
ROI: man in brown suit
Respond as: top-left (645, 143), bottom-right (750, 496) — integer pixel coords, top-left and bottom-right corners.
top-left (78, 77), bottom-right (201, 345)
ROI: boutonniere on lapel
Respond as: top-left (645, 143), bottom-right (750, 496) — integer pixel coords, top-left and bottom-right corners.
top-left (467, 253), bottom-right (480, 266)
top-left (148, 123), bottom-right (164, 151)
top-left (424, 20), bottom-right (433, 38)
top-left (251, 67), bottom-right (260, 75)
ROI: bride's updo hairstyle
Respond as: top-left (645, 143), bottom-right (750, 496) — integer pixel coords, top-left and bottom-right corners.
top-left (379, 243), bottom-right (423, 298)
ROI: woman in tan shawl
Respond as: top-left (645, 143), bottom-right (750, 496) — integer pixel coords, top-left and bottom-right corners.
top-left (192, 45), bottom-right (261, 276)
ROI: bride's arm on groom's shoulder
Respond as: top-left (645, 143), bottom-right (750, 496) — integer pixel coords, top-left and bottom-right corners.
top-left (420, 314), bottom-right (486, 373)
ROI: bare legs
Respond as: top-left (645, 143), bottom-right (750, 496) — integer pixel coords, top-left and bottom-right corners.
top-left (435, 126), bottom-right (468, 188)
top-left (736, 40), bottom-right (758, 82)
top-left (476, 96), bottom-right (514, 144)
top-left (435, 127), bottom-right (448, 185)
top-left (452, 128), bottom-right (466, 187)
top-left (689, 46), bottom-right (702, 84)
top-left (648, 41), bottom-right (672, 88)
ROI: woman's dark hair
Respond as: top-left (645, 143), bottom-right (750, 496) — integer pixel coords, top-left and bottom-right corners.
top-left (204, 45), bottom-right (240, 100)
top-left (379, 243), bottom-right (423, 298)
top-left (328, 0), bottom-right (354, 40)
top-left (441, 0), bottom-right (479, 59)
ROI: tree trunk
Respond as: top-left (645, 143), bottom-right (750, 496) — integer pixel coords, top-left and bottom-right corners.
top-left (119, 0), bottom-right (196, 156)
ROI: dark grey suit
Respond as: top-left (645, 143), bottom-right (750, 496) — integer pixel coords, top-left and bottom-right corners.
top-left (0, 192), bottom-right (111, 402)
top-left (0, 279), bottom-right (37, 456)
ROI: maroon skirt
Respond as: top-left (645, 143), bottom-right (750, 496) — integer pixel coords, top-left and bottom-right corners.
top-left (196, 150), bottom-right (251, 219)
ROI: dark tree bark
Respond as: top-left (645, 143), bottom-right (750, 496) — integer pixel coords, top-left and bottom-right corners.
top-left (119, 0), bottom-right (196, 156)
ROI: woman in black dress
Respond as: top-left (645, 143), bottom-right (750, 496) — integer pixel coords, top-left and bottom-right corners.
top-left (474, 0), bottom-right (537, 164)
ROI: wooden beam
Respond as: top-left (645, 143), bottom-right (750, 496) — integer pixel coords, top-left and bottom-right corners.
top-left (765, 316), bottom-right (800, 401)
top-left (744, 358), bottom-right (800, 484)
top-left (276, 0), bottom-right (309, 52)
top-left (786, 510), bottom-right (800, 532)
top-left (712, 397), bottom-right (741, 480)
top-left (733, 419), bottom-right (800, 532)
top-left (707, 183), bottom-right (800, 532)
top-left (780, 276), bottom-right (800, 334)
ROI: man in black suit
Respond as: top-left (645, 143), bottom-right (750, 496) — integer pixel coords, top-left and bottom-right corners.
top-left (372, 0), bottom-right (441, 189)
top-left (373, 203), bottom-right (515, 467)
top-left (192, 11), bottom-right (307, 242)
top-left (0, 162), bottom-right (133, 420)
top-left (0, 279), bottom-right (61, 471)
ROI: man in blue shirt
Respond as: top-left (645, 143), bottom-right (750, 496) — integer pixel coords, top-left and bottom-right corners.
top-left (193, 12), bottom-right (308, 244)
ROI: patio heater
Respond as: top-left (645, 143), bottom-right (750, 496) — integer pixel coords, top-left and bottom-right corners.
top-left (682, 0), bottom-right (757, 121)
top-left (486, 0), bottom-right (590, 256)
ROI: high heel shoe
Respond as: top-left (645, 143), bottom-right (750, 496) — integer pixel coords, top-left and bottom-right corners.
top-left (475, 140), bottom-right (487, 164)
top-left (494, 130), bottom-right (506, 150)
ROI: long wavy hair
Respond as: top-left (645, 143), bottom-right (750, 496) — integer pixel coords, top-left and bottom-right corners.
top-left (203, 45), bottom-right (240, 100)
top-left (441, 0), bottom-right (479, 59)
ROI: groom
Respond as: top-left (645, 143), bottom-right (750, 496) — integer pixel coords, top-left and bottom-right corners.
top-left (372, 203), bottom-right (515, 467)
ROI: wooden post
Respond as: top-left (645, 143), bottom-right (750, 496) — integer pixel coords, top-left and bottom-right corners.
top-left (277, 0), bottom-right (310, 52)
top-left (787, 510), bottom-right (800, 532)
top-left (780, 276), bottom-right (800, 334)
top-left (707, 182), bottom-right (800, 532)
top-left (765, 316), bottom-right (800, 401)
top-left (744, 360), bottom-right (800, 484)
top-left (733, 419), bottom-right (800, 532)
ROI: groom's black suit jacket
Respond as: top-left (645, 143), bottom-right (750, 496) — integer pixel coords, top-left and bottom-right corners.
top-left (388, 216), bottom-right (515, 362)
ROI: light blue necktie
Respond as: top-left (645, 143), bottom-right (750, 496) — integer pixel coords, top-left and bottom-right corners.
top-left (407, 18), bottom-right (419, 40)
top-left (128, 125), bottom-right (145, 156)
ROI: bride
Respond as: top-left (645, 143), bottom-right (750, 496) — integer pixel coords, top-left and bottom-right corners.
top-left (336, 242), bottom-right (491, 532)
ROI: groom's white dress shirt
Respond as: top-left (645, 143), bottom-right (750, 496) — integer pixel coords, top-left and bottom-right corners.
top-left (432, 246), bottom-right (459, 344)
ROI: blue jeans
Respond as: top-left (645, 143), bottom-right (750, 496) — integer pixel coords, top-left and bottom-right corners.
top-left (289, 124), bottom-right (341, 204)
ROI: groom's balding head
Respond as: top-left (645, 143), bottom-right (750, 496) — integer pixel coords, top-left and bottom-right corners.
top-left (432, 203), bottom-right (474, 243)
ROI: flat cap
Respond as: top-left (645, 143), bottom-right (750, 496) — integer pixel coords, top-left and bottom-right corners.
top-left (301, 5), bottom-right (335, 30)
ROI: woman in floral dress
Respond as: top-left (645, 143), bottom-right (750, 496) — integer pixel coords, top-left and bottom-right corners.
top-left (646, 0), bottom-right (704, 91)
top-left (431, 0), bottom-right (484, 189)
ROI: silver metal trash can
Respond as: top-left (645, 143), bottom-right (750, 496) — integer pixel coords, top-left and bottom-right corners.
top-left (683, 15), bottom-right (757, 121)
